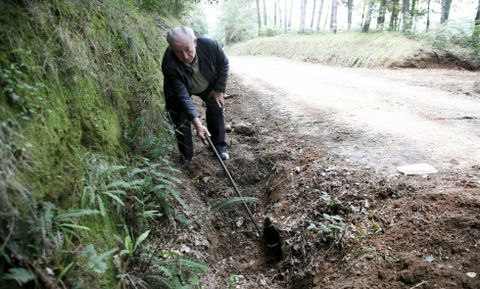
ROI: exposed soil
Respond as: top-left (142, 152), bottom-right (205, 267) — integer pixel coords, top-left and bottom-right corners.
top-left (165, 60), bottom-right (480, 289)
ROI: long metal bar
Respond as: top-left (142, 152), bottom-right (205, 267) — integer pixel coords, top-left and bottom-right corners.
top-left (205, 135), bottom-right (262, 237)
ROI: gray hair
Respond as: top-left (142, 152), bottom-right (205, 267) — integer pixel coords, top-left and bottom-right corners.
top-left (166, 26), bottom-right (196, 45)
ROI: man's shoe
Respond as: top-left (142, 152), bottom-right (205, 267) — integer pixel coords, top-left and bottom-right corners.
top-left (220, 152), bottom-right (230, 161)
top-left (180, 158), bottom-right (192, 167)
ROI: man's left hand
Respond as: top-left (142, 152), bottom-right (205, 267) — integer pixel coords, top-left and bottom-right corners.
top-left (210, 90), bottom-right (224, 108)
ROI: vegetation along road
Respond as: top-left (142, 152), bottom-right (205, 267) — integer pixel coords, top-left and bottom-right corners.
top-left (230, 56), bottom-right (480, 174)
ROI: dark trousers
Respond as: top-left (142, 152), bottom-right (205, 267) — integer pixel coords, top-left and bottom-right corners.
top-left (169, 90), bottom-right (227, 161)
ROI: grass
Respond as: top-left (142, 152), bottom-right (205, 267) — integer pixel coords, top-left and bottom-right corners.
top-left (227, 31), bottom-right (480, 69)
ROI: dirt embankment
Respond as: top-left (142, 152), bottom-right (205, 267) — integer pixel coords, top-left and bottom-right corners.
top-left (163, 75), bottom-right (479, 289)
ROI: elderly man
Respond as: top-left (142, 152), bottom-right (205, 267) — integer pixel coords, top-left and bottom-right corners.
top-left (162, 26), bottom-right (230, 167)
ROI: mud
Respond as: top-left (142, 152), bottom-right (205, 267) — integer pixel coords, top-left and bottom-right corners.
top-left (164, 73), bottom-right (479, 289)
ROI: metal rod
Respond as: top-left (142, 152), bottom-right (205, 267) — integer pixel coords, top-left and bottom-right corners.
top-left (205, 135), bottom-right (262, 237)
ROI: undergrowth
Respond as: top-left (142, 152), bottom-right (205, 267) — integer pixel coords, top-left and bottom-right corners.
top-left (227, 28), bottom-right (480, 69)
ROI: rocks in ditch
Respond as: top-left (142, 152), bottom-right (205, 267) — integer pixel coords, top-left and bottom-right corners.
top-left (232, 122), bottom-right (255, 136)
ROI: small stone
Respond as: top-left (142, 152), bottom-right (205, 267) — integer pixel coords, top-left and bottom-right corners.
top-left (234, 122), bottom-right (255, 135)
top-left (466, 272), bottom-right (476, 278)
top-left (259, 277), bottom-right (267, 286)
top-left (236, 217), bottom-right (244, 228)
top-left (226, 123), bottom-right (233, 133)
top-left (179, 244), bottom-right (191, 253)
top-left (425, 255), bottom-right (434, 263)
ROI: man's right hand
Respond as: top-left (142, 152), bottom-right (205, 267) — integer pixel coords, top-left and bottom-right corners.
top-left (192, 117), bottom-right (210, 140)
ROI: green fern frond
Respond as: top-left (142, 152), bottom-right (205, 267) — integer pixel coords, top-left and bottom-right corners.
top-left (139, 136), bottom-right (156, 150)
top-left (101, 165), bottom-right (127, 178)
top-left (208, 197), bottom-right (257, 214)
top-left (106, 181), bottom-right (134, 189)
top-left (55, 209), bottom-right (100, 221)
top-left (134, 229), bottom-right (151, 251)
top-left (102, 191), bottom-right (125, 206)
top-left (158, 257), bottom-right (209, 274)
top-left (40, 202), bottom-right (55, 235)
top-left (170, 190), bottom-right (186, 208)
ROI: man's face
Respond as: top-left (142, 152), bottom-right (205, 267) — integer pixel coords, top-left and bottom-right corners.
top-left (170, 34), bottom-right (197, 64)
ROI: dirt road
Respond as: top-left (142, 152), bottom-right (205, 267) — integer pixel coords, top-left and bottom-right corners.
top-left (230, 56), bottom-right (480, 174)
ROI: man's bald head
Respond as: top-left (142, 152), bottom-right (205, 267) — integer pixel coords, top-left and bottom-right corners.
top-left (166, 27), bottom-right (196, 45)
top-left (166, 26), bottom-right (197, 64)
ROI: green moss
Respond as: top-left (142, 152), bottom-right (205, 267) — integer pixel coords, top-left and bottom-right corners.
top-left (1, 0), bottom-right (177, 287)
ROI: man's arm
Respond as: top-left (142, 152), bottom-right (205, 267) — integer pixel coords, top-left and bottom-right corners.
top-left (165, 75), bottom-right (210, 139)
top-left (209, 40), bottom-right (229, 108)
top-left (164, 74), bottom-right (199, 120)
top-left (212, 41), bottom-right (229, 93)
top-left (192, 117), bottom-right (210, 140)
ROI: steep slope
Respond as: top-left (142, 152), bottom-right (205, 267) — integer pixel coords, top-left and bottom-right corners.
top-left (0, 1), bottom-right (180, 287)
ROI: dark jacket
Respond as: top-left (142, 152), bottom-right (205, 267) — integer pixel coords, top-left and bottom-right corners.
top-left (162, 36), bottom-right (229, 121)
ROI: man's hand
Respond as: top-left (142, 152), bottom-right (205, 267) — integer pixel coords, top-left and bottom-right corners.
top-left (210, 90), bottom-right (224, 108)
top-left (192, 117), bottom-right (210, 140)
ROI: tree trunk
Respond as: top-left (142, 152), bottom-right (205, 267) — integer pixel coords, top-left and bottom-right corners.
top-left (285, 0), bottom-right (288, 32)
top-left (402, 0), bottom-right (411, 32)
top-left (389, 0), bottom-right (400, 31)
top-left (288, 0), bottom-right (294, 29)
top-left (330, 0), bottom-right (337, 33)
top-left (300, 0), bottom-right (307, 33)
top-left (440, 0), bottom-right (452, 24)
top-left (323, 0), bottom-right (331, 30)
top-left (476, 0), bottom-right (480, 22)
top-left (256, 0), bottom-right (262, 35)
top-left (410, 0), bottom-right (417, 31)
top-left (362, 2), bottom-right (374, 32)
top-left (474, 0), bottom-right (480, 38)
top-left (316, 0), bottom-right (325, 31)
top-left (377, 0), bottom-right (387, 31)
top-left (278, 0), bottom-right (283, 29)
top-left (311, 0), bottom-right (317, 28)
top-left (361, 1), bottom-right (366, 28)
top-left (347, 0), bottom-right (353, 31)
top-left (274, 0), bottom-right (277, 26)
top-left (263, 0), bottom-right (268, 26)
top-left (426, 0), bottom-right (431, 31)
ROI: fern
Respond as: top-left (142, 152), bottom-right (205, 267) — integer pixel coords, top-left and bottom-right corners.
top-left (55, 209), bottom-right (100, 221)
top-left (40, 202), bottom-right (55, 235)
top-left (139, 136), bottom-right (156, 151)
top-left (100, 165), bottom-right (127, 179)
top-left (152, 257), bottom-right (209, 288)
top-left (208, 197), bottom-right (258, 214)
top-left (102, 191), bottom-right (126, 206)
top-left (107, 180), bottom-right (136, 189)
top-left (3, 267), bottom-right (36, 285)
top-left (134, 230), bottom-right (151, 251)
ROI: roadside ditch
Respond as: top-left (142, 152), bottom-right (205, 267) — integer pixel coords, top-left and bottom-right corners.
top-left (165, 75), bottom-right (480, 289)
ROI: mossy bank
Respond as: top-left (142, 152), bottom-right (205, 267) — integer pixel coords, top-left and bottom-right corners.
top-left (0, 1), bottom-right (199, 288)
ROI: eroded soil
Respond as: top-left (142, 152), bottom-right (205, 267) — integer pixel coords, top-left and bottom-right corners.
top-left (166, 64), bottom-right (480, 289)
